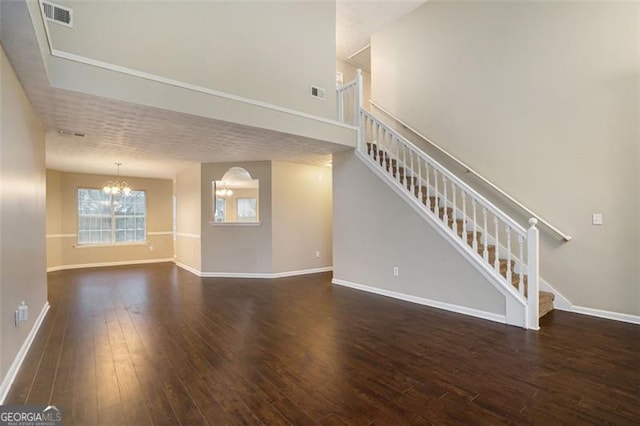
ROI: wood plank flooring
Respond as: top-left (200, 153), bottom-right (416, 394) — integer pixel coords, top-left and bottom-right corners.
top-left (5, 263), bottom-right (639, 425)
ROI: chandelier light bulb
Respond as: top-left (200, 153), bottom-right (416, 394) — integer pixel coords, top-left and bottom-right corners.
top-left (103, 162), bottom-right (132, 195)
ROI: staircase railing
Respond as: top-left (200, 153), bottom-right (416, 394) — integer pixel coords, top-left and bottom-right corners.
top-left (338, 70), bottom-right (541, 329)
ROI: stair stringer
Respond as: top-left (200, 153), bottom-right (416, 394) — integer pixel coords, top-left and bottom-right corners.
top-left (355, 149), bottom-right (528, 328)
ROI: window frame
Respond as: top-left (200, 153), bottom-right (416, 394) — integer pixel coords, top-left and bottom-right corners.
top-left (76, 187), bottom-right (148, 246)
top-left (236, 197), bottom-right (258, 223)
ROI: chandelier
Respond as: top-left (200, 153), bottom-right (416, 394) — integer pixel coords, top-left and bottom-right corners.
top-left (215, 184), bottom-right (233, 197)
top-left (103, 162), bottom-right (132, 195)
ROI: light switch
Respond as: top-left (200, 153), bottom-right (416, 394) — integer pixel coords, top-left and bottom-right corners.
top-left (592, 213), bottom-right (603, 225)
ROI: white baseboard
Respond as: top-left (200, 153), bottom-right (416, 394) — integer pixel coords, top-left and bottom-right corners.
top-left (0, 301), bottom-right (50, 404)
top-left (174, 262), bottom-right (332, 279)
top-left (571, 305), bottom-right (640, 325)
top-left (47, 258), bottom-right (174, 272)
top-left (332, 278), bottom-right (506, 325)
top-left (174, 261), bottom-right (202, 276)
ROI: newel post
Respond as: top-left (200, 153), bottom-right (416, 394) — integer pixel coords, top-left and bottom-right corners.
top-left (526, 218), bottom-right (540, 330)
top-left (356, 69), bottom-right (364, 152)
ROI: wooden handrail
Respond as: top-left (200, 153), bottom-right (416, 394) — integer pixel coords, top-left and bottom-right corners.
top-left (369, 100), bottom-right (572, 242)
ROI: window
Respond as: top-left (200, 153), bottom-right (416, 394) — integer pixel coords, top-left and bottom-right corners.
top-left (77, 188), bottom-right (146, 245)
top-left (214, 197), bottom-right (226, 223)
top-left (237, 198), bottom-right (257, 222)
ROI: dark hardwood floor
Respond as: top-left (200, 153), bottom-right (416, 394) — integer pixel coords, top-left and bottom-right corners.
top-left (6, 263), bottom-right (639, 425)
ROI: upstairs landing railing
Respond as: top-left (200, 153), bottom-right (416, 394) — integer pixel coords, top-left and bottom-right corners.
top-left (337, 70), bottom-right (541, 329)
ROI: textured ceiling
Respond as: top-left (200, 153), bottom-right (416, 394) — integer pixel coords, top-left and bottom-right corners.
top-left (336, 0), bottom-right (426, 62)
top-left (1, 1), bottom-right (424, 179)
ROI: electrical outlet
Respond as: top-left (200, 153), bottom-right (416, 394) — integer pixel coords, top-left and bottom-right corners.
top-left (393, 267), bottom-right (399, 277)
top-left (592, 213), bottom-right (603, 225)
top-left (315, 251), bottom-right (320, 258)
top-left (149, 244), bottom-right (154, 251)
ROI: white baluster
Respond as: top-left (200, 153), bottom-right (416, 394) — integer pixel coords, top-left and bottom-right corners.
top-left (452, 183), bottom-right (457, 235)
top-left (409, 150), bottom-right (415, 194)
top-left (506, 226), bottom-right (512, 284)
top-left (472, 199), bottom-right (478, 251)
top-left (425, 162), bottom-right (431, 209)
top-left (482, 207), bottom-right (488, 261)
top-left (442, 175), bottom-right (448, 224)
top-left (434, 168), bottom-right (439, 214)
top-left (462, 190), bottom-right (467, 244)
top-left (518, 235), bottom-right (525, 296)
top-left (494, 217), bottom-right (500, 272)
top-left (418, 156), bottom-right (423, 203)
top-left (395, 138), bottom-right (404, 184)
top-left (402, 143), bottom-right (407, 188)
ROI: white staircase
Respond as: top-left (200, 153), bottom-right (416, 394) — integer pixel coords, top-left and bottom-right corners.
top-left (337, 71), bottom-right (556, 330)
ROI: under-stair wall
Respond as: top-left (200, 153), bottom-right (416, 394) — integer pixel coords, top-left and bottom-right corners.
top-left (332, 149), bottom-right (507, 323)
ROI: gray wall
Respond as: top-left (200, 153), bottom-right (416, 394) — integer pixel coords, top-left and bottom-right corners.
top-left (332, 150), bottom-right (504, 316)
top-left (50, 1), bottom-right (337, 120)
top-left (0, 46), bottom-right (47, 381)
top-left (201, 161), bottom-right (273, 274)
top-left (371, 1), bottom-right (639, 315)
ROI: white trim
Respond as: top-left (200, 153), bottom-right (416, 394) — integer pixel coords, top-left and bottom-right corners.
top-left (46, 233), bottom-right (76, 238)
top-left (47, 258), bottom-right (173, 272)
top-left (147, 231), bottom-right (173, 236)
top-left (176, 232), bottom-right (200, 239)
top-left (49, 49), bottom-right (356, 131)
top-left (73, 241), bottom-right (150, 249)
top-left (0, 301), bottom-right (50, 404)
top-left (174, 262), bottom-right (332, 279)
top-left (332, 278), bottom-right (506, 325)
top-left (201, 266), bottom-right (333, 279)
top-left (347, 43), bottom-right (371, 60)
top-left (570, 306), bottom-right (640, 325)
top-left (174, 261), bottom-right (202, 276)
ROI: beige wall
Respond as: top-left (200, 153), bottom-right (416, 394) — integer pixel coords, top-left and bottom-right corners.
top-left (201, 161), bottom-right (272, 274)
top-left (175, 164), bottom-right (201, 271)
top-left (371, 1), bottom-right (640, 315)
top-left (272, 161), bottom-right (333, 273)
top-left (46, 170), bottom-right (173, 269)
top-left (0, 46), bottom-right (48, 382)
top-left (332, 150), bottom-right (504, 315)
top-left (50, 1), bottom-right (337, 120)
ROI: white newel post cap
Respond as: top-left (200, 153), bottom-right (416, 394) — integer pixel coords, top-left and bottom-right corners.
top-left (528, 218), bottom-right (538, 228)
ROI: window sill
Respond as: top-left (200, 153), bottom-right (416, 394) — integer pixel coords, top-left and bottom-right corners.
top-left (209, 222), bottom-right (262, 227)
top-left (73, 241), bottom-right (150, 248)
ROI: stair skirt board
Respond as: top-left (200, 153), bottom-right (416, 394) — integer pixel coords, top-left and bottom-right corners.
top-left (356, 150), bottom-right (530, 325)
top-left (333, 278), bottom-right (506, 325)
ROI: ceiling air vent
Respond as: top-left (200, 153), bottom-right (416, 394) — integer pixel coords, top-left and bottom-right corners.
top-left (42, 1), bottom-right (73, 27)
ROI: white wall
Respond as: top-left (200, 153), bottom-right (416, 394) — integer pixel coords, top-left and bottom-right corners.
top-left (175, 164), bottom-right (201, 272)
top-left (272, 161), bottom-right (332, 273)
top-left (332, 150), bottom-right (505, 316)
top-left (50, 1), bottom-right (337, 120)
top-left (0, 46), bottom-right (47, 385)
top-left (371, 1), bottom-right (640, 315)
